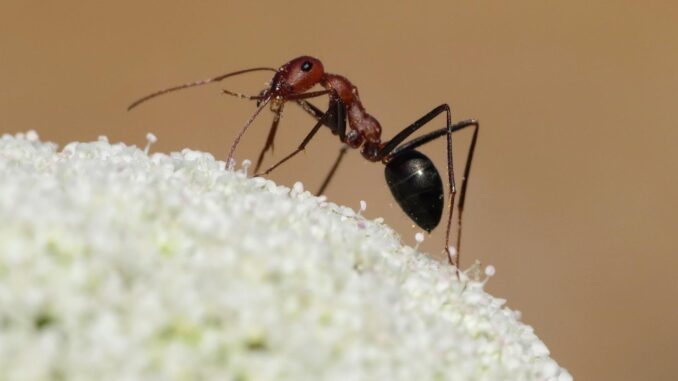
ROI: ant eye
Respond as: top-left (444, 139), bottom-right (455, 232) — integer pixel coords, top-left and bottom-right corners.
top-left (301, 61), bottom-right (313, 72)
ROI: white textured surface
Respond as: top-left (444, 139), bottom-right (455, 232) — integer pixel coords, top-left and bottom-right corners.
top-left (0, 132), bottom-right (571, 381)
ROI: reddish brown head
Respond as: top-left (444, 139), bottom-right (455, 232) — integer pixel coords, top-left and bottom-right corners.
top-left (268, 56), bottom-right (325, 97)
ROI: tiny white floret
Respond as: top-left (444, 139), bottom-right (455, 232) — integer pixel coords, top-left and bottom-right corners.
top-left (146, 132), bottom-right (158, 143)
top-left (241, 159), bottom-right (252, 174)
top-left (293, 181), bottom-right (304, 194)
top-left (448, 245), bottom-right (457, 258)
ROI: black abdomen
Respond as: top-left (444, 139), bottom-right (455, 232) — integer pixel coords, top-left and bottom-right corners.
top-left (384, 150), bottom-right (444, 232)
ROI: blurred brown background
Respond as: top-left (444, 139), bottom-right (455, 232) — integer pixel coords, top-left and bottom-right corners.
top-left (1, 1), bottom-right (677, 380)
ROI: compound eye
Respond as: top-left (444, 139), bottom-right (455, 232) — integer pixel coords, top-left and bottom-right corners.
top-left (301, 60), bottom-right (313, 72)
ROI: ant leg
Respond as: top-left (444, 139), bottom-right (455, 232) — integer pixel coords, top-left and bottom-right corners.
top-left (317, 146), bottom-right (349, 195)
top-left (257, 99), bottom-right (347, 177)
top-left (256, 110), bottom-right (331, 176)
top-left (454, 121), bottom-right (479, 257)
top-left (253, 105), bottom-right (284, 174)
top-left (295, 99), bottom-right (325, 121)
top-left (285, 90), bottom-right (333, 101)
top-left (389, 120), bottom-right (477, 156)
top-left (256, 118), bottom-right (325, 176)
top-left (377, 105), bottom-right (459, 268)
top-left (388, 120), bottom-right (480, 263)
top-left (295, 99), bottom-right (349, 195)
top-left (379, 105), bottom-right (453, 158)
top-left (252, 92), bottom-right (335, 172)
top-left (295, 98), bottom-right (347, 140)
top-left (228, 90), bottom-right (333, 167)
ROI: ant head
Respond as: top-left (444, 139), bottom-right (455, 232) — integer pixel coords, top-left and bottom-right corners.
top-left (269, 56), bottom-right (325, 97)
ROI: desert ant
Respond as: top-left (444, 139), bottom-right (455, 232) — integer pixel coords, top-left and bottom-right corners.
top-left (128, 56), bottom-right (479, 270)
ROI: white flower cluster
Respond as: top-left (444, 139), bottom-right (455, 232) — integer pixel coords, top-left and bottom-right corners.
top-left (0, 132), bottom-right (572, 381)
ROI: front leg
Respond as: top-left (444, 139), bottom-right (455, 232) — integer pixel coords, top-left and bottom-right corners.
top-left (294, 98), bottom-right (349, 194)
top-left (296, 98), bottom-right (347, 141)
top-left (256, 98), bottom-right (346, 177)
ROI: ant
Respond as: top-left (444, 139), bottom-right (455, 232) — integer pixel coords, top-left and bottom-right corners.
top-left (128, 56), bottom-right (479, 270)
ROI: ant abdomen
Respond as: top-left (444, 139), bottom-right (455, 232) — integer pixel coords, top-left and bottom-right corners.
top-left (384, 150), bottom-right (444, 232)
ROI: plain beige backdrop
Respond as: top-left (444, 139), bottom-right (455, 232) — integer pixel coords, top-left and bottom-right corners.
top-left (1, 1), bottom-right (677, 380)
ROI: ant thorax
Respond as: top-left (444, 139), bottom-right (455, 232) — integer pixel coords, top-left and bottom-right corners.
top-left (322, 73), bottom-right (382, 151)
top-left (321, 73), bottom-right (356, 105)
